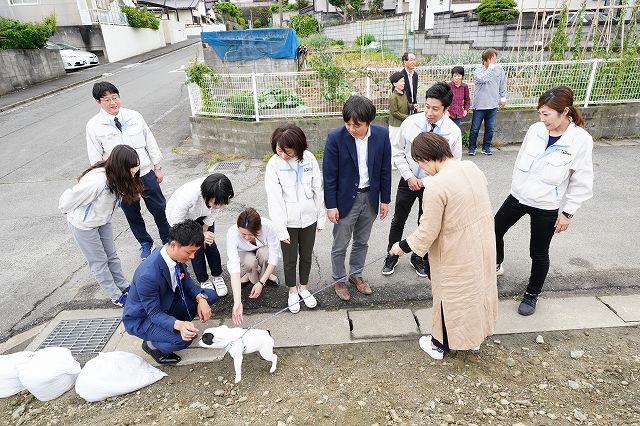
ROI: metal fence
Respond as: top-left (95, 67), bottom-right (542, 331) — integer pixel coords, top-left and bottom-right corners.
top-left (188, 58), bottom-right (640, 121)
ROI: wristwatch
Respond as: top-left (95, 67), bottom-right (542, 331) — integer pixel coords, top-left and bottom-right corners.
top-left (562, 211), bottom-right (573, 219)
top-left (196, 292), bottom-right (208, 302)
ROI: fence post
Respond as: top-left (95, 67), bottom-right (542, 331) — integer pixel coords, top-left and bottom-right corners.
top-left (365, 74), bottom-right (371, 99)
top-left (251, 72), bottom-right (260, 122)
top-left (187, 80), bottom-right (196, 116)
top-left (583, 59), bottom-right (600, 108)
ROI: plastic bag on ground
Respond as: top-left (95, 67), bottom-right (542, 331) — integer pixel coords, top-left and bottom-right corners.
top-left (0, 352), bottom-right (35, 398)
top-left (18, 347), bottom-right (81, 401)
top-left (75, 351), bottom-right (167, 402)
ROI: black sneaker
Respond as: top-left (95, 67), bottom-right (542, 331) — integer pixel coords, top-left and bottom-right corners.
top-left (410, 255), bottom-right (429, 278)
top-left (518, 292), bottom-right (538, 316)
top-left (382, 255), bottom-right (399, 275)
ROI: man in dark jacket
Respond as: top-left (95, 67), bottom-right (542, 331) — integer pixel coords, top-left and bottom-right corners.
top-left (401, 52), bottom-right (419, 114)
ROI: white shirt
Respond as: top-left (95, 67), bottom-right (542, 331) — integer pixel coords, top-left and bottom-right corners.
top-left (355, 127), bottom-right (371, 188)
top-left (393, 112), bottom-right (462, 180)
top-left (226, 218), bottom-right (282, 274)
top-left (160, 245), bottom-right (178, 292)
top-left (166, 177), bottom-right (220, 227)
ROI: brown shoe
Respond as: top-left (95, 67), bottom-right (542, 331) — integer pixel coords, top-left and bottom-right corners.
top-left (349, 276), bottom-right (373, 295)
top-left (334, 281), bottom-right (350, 301)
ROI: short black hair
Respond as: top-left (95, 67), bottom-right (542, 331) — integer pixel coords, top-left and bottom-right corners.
top-left (92, 81), bottom-right (119, 100)
top-left (401, 52), bottom-right (414, 62)
top-left (425, 82), bottom-right (453, 109)
top-left (389, 71), bottom-right (404, 90)
top-left (169, 220), bottom-right (204, 247)
top-left (271, 124), bottom-right (308, 162)
top-left (342, 95), bottom-right (376, 124)
top-left (451, 66), bottom-right (465, 77)
top-left (201, 173), bottom-right (234, 206)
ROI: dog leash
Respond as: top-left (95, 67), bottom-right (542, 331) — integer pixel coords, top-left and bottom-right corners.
top-left (222, 253), bottom-right (388, 352)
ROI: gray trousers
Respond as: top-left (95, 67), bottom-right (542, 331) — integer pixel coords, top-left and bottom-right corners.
top-left (68, 222), bottom-right (130, 301)
top-left (331, 192), bottom-right (377, 282)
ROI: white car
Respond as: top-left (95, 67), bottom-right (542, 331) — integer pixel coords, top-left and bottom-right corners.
top-left (45, 41), bottom-right (100, 71)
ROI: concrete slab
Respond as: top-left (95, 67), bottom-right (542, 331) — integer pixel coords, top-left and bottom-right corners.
top-left (219, 309), bottom-right (352, 348)
top-left (414, 308), bottom-right (433, 335)
top-left (349, 309), bottom-right (419, 340)
top-left (494, 296), bottom-right (627, 335)
top-left (599, 295), bottom-right (640, 322)
top-left (0, 324), bottom-right (46, 354)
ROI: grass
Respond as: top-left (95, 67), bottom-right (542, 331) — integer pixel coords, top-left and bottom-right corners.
top-left (263, 151), bottom-right (274, 162)
top-left (171, 147), bottom-right (185, 155)
top-left (207, 152), bottom-right (242, 168)
top-left (312, 148), bottom-right (324, 159)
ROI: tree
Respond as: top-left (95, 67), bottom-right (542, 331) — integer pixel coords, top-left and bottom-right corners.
top-left (328, 0), bottom-right (362, 22)
top-left (290, 14), bottom-right (318, 37)
top-left (475, 0), bottom-right (519, 23)
top-left (368, 0), bottom-right (384, 17)
top-left (215, 2), bottom-right (242, 19)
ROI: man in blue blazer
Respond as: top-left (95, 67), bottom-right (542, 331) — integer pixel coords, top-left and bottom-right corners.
top-left (323, 95), bottom-right (392, 301)
top-left (123, 220), bottom-right (218, 364)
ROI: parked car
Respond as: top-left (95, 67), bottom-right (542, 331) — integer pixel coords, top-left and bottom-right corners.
top-left (45, 42), bottom-right (99, 71)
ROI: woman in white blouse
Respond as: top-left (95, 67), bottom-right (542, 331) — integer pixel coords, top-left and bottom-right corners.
top-left (228, 208), bottom-right (281, 325)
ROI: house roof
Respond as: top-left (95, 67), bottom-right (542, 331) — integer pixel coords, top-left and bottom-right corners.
top-left (137, 0), bottom-right (201, 10)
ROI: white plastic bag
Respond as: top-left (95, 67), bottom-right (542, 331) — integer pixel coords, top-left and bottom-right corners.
top-left (75, 351), bottom-right (167, 402)
top-left (18, 347), bottom-right (81, 401)
top-left (0, 352), bottom-right (34, 398)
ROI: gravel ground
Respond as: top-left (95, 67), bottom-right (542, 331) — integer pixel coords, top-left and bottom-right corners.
top-left (2, 326), bottom-right (639, 426)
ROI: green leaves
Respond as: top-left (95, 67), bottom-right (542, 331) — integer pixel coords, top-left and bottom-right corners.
top-left (258, 87), bottom-right (304, 109)
top-left (215, 2), bottom-right (242, 19)
top-left (290, 14), bottom-right (319, 37)
top-left (475, 0), bottom-right (519, 23)
top-left (0, 14), bottom-right (56, 50)
top-left (120, 6), bottom-right (159, 30)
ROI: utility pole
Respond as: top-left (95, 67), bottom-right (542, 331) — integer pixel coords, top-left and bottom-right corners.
top-left (278, 0), bottom-right (283, 27)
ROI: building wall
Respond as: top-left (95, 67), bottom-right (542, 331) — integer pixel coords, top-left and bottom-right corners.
top-left (0, 49), bottom-right (66, 95)
top-left (160, 18), bottom-right (188, 44)
top-left (322, 14), bottom-right (409, 44)
top-left (50, 25), bottom-right (107, 61)
top-left (100, 24), bottom-right (165, 62)
top-left (0, 0), bottom-right (82, 26)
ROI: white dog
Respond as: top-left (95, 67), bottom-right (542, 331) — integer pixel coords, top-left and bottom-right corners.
top-left (198, 325), bottom-right (277, 383)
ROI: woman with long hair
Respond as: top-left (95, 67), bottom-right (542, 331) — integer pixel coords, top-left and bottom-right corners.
top-left (59, 144), bottom-right (143, 307)
top-left (265, 124), bottom-right (325, 314)
top-left (227, 208), bottom-right (281, 324)
top-left (495, 86), bottom-right (594, 316)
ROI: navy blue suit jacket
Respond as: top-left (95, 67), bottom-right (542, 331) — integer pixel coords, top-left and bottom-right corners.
top-left (122, 248), bottom-right (216, 337)
top-left (323, 124), bottom-right (392, 217)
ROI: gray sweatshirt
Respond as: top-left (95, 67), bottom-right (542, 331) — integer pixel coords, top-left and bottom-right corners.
top-left (472, 64), bottom-right (507, 110)
top-left (59, 168), bottom-right (118, 230)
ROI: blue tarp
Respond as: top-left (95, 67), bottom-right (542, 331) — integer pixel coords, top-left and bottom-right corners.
top-left (201, 28), bottom-right (298, 62)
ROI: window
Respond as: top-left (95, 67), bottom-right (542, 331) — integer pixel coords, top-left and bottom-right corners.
top-left (9, 0), bottom-right (39, 4)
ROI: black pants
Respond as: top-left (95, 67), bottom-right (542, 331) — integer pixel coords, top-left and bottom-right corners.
top-left (495, 194), bottom-right (558, 295)
top-left (281, 222), bottom-right (317, 287)
top-left (121, 170), bottom-right (171, 245)
top-left (191, 219), bottom-right (222, 283)
top-left (387, 178), bottom-right (428, 258)
top-left (432, 302), bottom-right (449, 351)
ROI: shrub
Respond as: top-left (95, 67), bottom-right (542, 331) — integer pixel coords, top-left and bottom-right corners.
top-left (290, 14), bottom-right (319, 37)
top-left (354, 34), bottom-right (375, 46)
top-left (225, 90), bottom-right (255, 116)
top-left (121, 6), bottom-right (159, 29)
top-left (270, 3), bottom-right (298, 13)
top-left (253, 18), bottom-right (263, 28)
top-left (0, 14), bottom-right (56, 49)
top-left (237, 17), bottom-right (247, 27)
top-left (184, 59), bottom-right (220, 113)
top-left (475, 0), bottom-right (519, 23)
top-left (258, 87), bottom-right (304, 109)
top-left (215, 2), bottom-right (242, 18)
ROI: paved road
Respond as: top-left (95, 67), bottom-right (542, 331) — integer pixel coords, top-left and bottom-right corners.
top-left (0, 44), bottom-right (638, 341)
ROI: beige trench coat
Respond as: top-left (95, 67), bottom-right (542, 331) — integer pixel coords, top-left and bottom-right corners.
top-left (407, 160), bottom-right (498, 350)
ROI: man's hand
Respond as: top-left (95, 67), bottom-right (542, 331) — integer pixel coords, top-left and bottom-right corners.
top-left (197, 297), bottom-right (212, 322)
top-left (389, 242), bottom-right (405, 257)
top-left (327, 208), bottom-right (339, 224)
top-left (249, 282), bottom-right (264, 299)
top-left (154, 168), bottom-right (164, 184)
top-left (232, 302), bottom-right (243, 325)
top-left (406, 176), bottom-right (423, 191)
top-left (379, 203), bottom-right (389, 220)
top-left (498, 100), bottom-right (506, 109)
top-left (554, 213), bottom-right (572, 234)
top-left (203, 231), bottom-right (215, 246)
top-left (174, 320), bottom-right (198, 341)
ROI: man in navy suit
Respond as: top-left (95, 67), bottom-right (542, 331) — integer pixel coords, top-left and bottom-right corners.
top-left (323, 96), bottom-right (392, 301)
top-left (123, 220), bottom-right (218, 364)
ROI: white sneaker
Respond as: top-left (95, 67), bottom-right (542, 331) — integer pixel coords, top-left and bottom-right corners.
top-left (199, 280), bottom-right (214, 290)
top-left (419, 335), bottom-right (444, 360)
top-left (288, 292), bottom-right (301, 314)
top-left (211, 276), bottom-right (228, 297)
top-left (496, 263), bottom-right (504, 276)
top-left (299, 289), bottom-right (317, 309)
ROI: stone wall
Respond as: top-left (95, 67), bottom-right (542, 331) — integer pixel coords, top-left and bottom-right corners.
top-left (0, 49), bottom-right (66, 96)
top-left (190, 104), bottom-right (640, 157)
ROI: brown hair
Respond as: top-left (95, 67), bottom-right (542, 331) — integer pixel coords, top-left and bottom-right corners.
top-left (481, 48), bottom-right (497, 63)
top-left (237, 207), bottom-right (262, 235)
top-left (537, 85), bottom-right (584, 127)
top-left (411, 132), bottom-right (453, 163)
top-left (271, 124), bottom-right (308, 162)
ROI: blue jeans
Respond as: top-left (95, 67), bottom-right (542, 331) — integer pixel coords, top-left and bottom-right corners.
top-left (469, 108), bottom-right (498, 152)
top-left (121, 170), bottom-right (171, 246)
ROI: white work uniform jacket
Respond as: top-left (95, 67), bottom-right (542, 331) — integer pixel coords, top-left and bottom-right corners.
top-left (265, 150), bottom-right (326, 241)
top-left (511, 122), bottom-right (593, 215)
top-left (165, 177), bottom-right (219, 227)
top-left (58, 168), bottom-right (118, 230)
top-left (86, 108), bottom-right (163, 176)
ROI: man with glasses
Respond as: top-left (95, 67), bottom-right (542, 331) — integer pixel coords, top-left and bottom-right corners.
top-left (86, 81), bottom-right (171, 260)
top-left (401, 52), bottom-right (419, 115)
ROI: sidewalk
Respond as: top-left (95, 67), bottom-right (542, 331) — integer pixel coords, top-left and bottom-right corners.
top-left (0, 39), bottom-right (199, 113)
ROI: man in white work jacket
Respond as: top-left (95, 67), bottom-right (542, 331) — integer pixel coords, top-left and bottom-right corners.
top-left (86, 81), bottom-right (170, 260)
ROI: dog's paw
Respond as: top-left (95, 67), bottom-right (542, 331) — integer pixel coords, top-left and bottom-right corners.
top-left (234, 376), bottom-right (241, 384)
top-left (270, 355), bottom-right (278, 373)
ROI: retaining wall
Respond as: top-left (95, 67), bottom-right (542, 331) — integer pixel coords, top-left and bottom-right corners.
top-left (0, 49), bottom-right (66, 96)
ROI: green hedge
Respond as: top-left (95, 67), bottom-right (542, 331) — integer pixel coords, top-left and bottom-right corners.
top-left (121, 6), bottom-right (160, 30)
top-left (475, 0), bottom-right (519, 23)
top-left (0, 15), bottom-right (56, 50)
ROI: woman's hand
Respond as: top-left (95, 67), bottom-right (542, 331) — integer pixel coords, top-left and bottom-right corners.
top-left (232, 302), bottom-right (243, 325)
top-left (282, 238), bottom-right (291, 244)
top-left (389, 242), bottom-right (406, 257)
top-left (249, 282), bottom-right (264, 299)
top-left (554, 213), bottom-right (572, 233)
top-left (203, 231), bottom-right (215, 246)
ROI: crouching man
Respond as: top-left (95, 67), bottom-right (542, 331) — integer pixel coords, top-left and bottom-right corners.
top-left (123, 220), bottom-right (218, 364)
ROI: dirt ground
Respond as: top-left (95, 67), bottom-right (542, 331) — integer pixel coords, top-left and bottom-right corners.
top-left (2, 326), bottom-right (639, 426)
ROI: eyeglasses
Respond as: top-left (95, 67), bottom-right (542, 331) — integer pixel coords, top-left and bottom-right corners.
top-left (100, 96), bottom-right (120, 104)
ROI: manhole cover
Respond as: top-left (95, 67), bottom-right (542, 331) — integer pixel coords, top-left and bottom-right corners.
top-left (38, 318), bottom-right (121, 356)
top-left (214, 160), bottom-right (242, 172)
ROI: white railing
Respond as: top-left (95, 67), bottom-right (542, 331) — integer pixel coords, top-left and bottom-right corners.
top-left (88, 8), bottom-right (129, 26)
top-left (187, 58), bottom-right (640, 121)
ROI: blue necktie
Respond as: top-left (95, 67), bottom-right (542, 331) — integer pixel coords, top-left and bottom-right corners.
top-left (114, 117), bottom-right (122, 132)
top-left (174, 265), bottom-right (181, 289)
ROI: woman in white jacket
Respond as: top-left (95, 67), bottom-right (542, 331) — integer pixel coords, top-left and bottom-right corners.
top-left (59, 145), bottom-right (143, 307)
top-left (265, 125), bottom-right (326, 314)
top-left (495, 86), bottom-right (593, 316)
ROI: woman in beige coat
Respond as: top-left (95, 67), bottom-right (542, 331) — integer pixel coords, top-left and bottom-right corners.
top-left (390, 132), bottom-right (498, 360)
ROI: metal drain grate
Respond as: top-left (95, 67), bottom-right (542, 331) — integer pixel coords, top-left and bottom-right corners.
top-left (38, 318), bottom-right (121, 356)
top-left (214, 160), bottom-right (242, 172)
